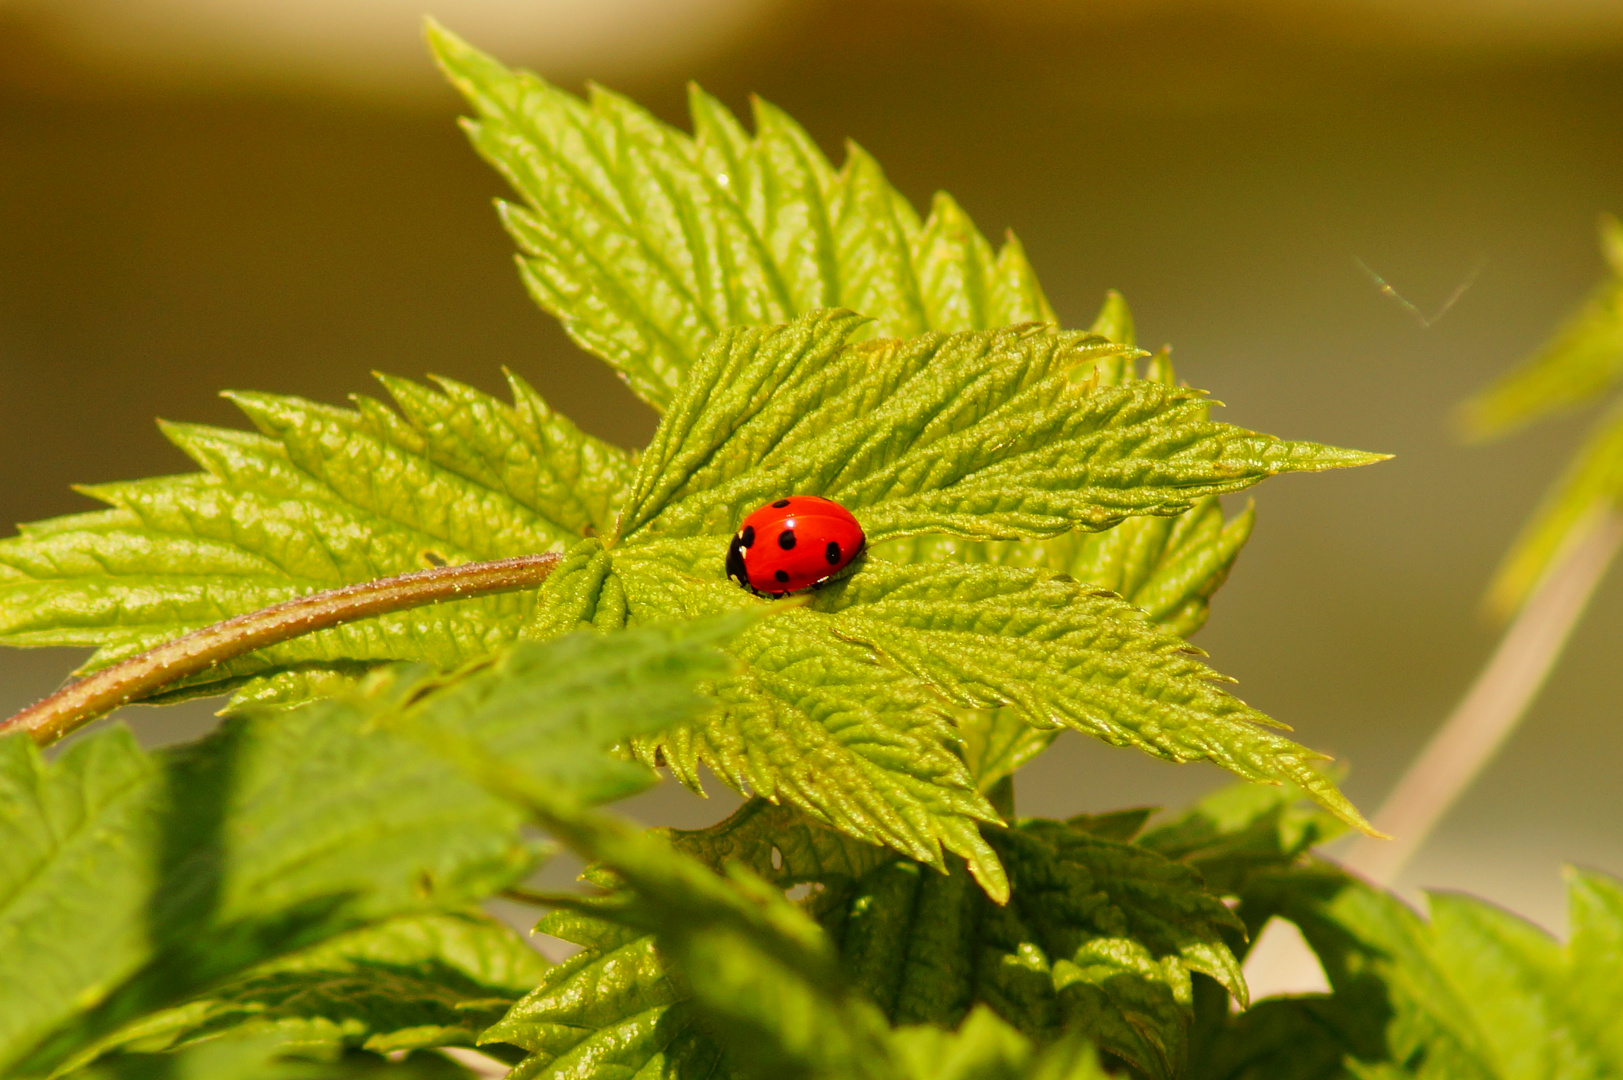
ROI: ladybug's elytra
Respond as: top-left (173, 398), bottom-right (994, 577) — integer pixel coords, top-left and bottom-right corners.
top-left (726, 496), bottom-right (866, 597)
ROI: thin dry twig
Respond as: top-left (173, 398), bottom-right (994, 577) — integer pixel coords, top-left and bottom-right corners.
top-left (1355, 257), bottom-right (1485, 329)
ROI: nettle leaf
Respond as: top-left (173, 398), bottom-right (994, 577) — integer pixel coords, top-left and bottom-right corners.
top-left (483, 802), bottom-right (890, 1080)
top-left (812, 821), bottom-right (1245, 1080)
top-left (938, 491), bottom-right (1254, 794)
top-left (888, 1007), bottom-right (1110, 1080)
top-left (72, 1035), bottom-right (479, 1080)
top-left (0, 372), bottom-right (629, 706)
top-left (0, 618), bottom-right (737, 1078)
top-left (0, 716), bottom-right (526, 1079)
top-left (483, 908), bottom-right (728, 1080)
top-left (439, 744), bottom-right (1114, 1080)
top-left (1459, 214), bottom-right (1623, 441)
top-left (427, 22), bottom-right (1055, 412)
top-left (875, 290), bottom-right (1251, 639)
top-left (1477, 396), bottom-right (1623, 618)
top-left (817, 560), bottom-right (1359, 817)
top-left (562, 310), bottom-right (1378, 898)
top-left (70, 912), bottom-right (544, 1065)
top-left (881, 295), bottom-right (1255, 790)
top-left (614, 312), bottom-right (1373, 546)
top-left (880, 494), bottom-right (1253, 642)
top-left (1206, 864), bottom-right (1623, 1080)
top-left (1137, 777), bottom-right (1348, 900)
top-left (497, 802), bottom-right (1242, 1080)
top-left (1460, 215), bottom-right (1623, 617)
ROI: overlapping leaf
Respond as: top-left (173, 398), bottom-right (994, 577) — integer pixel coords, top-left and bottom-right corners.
top-left (0, 717), bottom-right (526, 1079)
top-left (1201, 863), bottom-right (1623, 1080)
top-left (488, 800), bottom-right (1241, 1080)
top-left (435, 742), bottom-right (1112, 1080)
top-left (70, 1034), bottom-right (481, 1080)
top-left (1137, 777), bottom-right (1348, 900)
top-left (0, 372), bottom-right (629, 705)
top-left (428, 22), bottom-right (1055, 412)
top-left (820, 821), bottom-right (1246, 1080)
top-left (484, 805), bottom-right (869, 1080)
top-left (69, 913), bottom-right (544, 1066)
top-left (0, 617), bottom-right (738, 1077)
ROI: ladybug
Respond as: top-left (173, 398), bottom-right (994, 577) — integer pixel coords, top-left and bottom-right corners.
top-left (726, 496), bottom-right (866, 597)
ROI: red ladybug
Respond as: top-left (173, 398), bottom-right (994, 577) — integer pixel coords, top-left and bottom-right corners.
top-left (726, 496), bottom-right (866, 597)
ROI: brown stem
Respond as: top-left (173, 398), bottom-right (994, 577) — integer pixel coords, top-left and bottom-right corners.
top-left (1342, 508), bottom-right (1623, 886)
top-left (0, 553), bottom-right (561, 747)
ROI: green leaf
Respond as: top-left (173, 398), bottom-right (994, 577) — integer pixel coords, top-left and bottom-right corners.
top-left (823, 560), bottom-right (1363, 823)
top-left (397, 614), bottom-right (743, 806)
top-left (888, 1007), bottom-right (1109, 1080)
top-left (665, 805), bottom-right (1244, 1080)
top-left (1213, 863), bottom-right (1623, 1080)
top-left (0, 717), bottom-right (527, 1079)
top-left (1459, 215), bottom-right (1623, 617)
top-left (0, 372), bottom-right (629, 706)
top-left (70, 1036), bottom-right (479, 1080)
top-left (884, 495), bottom-right (1254, 640)
top-left (69, 913), bottom-right (545, 1065)
top-left (1459, 214), bottom-right (1623, 440)
top-left (615, 312), bottom-right (1376, 546)
top-left (425, 747), bottom-right (897, 1080)
top-left (875, 291), bottom-right (1255, 642)
top-left (426, 22), bottom-right (1055, 413)
top-left (664, 797), bottom-right (897, 889)
top-left (558, 310), bottom-right (1377, 894)
top-left (1185, 995), bottom-right (1374, 1080)
top-left (480, 800), bottom-right (887, 1080)
top-left (482, 910), bottom-right (726, 1080)
top-left (1566, 867), bottom-right (1623, 1068)
top-left (1478, 396), bottom-right (1623, 618)
top-left (425, 734), bottom-right (1118, 1080)
top-left (0, 618), bottom-right (738, 1077)
top-left (1137, 777), bottom-right (1348, 900)
top-left (964, 822), bottom-right (1247, 1078)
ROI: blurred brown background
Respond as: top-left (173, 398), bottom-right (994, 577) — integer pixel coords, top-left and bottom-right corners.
top-left (2, 0), bottom-right (1620, 934)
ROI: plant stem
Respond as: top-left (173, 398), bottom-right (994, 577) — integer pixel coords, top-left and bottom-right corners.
top-left (1343, 507), bottom-right (1623, 886)
top-left (1245, 509), bottom-right (1622, 999)
top-left (0, 553), bottom-right (561, 747)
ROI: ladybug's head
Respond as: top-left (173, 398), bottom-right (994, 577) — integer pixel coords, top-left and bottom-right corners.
top-left (725, 527), bottom-right (753, 591)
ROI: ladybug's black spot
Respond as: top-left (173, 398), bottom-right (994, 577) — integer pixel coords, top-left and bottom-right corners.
top-left (740, 525), bottom-right (755, 547)
top-left (825, 541), bottom-right (841, 565)
top-left (772, 499), bottom-right (790, 508)
top-left (778, 529), bottom-right (796, 550)
top-left (774, 569), bottom-right (790, 583)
